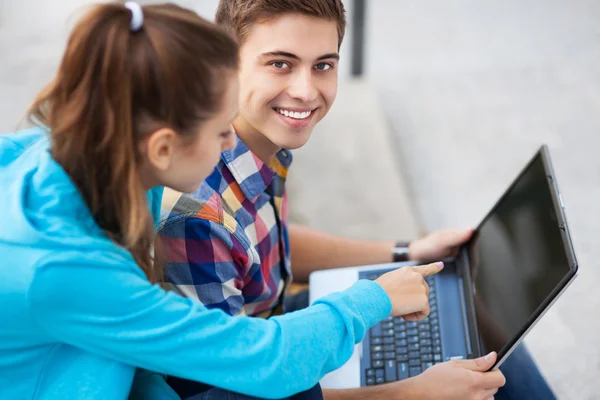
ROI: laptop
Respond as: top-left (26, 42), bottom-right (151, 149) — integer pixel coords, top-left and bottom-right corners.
top-left (309, 145), bottom-right (578, 388)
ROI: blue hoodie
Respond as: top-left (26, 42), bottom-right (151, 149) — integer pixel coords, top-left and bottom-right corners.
top-left (0, 128), bottom-right (392, 399)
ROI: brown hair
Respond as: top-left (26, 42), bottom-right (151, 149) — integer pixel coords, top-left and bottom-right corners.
top-left (28, 3), bottom-right (238, 282)
top-left (215, 0), bottom-right (346, 48)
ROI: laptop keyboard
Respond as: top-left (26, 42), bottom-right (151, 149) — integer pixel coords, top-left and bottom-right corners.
top-left (359, 269), bottom-right (442, 385)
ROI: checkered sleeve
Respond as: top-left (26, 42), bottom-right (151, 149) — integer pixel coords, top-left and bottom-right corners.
top-left (158, 216), bottom-right (252, 316)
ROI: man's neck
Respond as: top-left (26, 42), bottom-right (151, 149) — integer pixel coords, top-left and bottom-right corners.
top-left (232, 116), bottom-right (280, 165)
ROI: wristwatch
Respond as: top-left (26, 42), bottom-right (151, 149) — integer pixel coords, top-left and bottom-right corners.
top-left (392, 241), bottom-right (411, 262)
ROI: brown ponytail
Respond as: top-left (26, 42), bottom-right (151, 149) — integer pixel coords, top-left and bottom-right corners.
top-left (28, 3), bottom-right (238, 282)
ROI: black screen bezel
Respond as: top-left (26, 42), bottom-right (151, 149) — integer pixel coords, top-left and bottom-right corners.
top-left (459, 145), bottom-right (578, 368)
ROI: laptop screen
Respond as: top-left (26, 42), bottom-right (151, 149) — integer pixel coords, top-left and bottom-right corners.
top-left (466, 151), bottom-right (573, 356)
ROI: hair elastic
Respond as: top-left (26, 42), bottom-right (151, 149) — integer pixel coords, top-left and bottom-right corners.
top-left (125, 2), bottom-right (144, 32)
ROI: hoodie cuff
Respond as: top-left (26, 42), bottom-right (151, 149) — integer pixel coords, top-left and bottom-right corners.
top-left (343, 279), bottom-right (392, 329)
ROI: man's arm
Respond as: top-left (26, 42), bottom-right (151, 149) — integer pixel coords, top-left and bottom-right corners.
top-left (289, 224), bottom-right (473, 282)
top-left (322, 382), bottom-right (416, 400)
top-left (289, 224), bottom-right (396, 281)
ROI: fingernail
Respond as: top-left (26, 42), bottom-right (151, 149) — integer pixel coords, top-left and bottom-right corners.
top-left (485, 352), bottom-right (495, 362)
top-left (436, 261), bottom-right (444, 268)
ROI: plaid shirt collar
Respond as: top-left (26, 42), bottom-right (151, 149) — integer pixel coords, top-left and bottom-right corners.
top-left (222, 136), bottom-right (293, 200)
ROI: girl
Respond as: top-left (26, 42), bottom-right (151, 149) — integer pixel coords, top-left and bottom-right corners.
top-left (0, 3), bottom-right (442, 399)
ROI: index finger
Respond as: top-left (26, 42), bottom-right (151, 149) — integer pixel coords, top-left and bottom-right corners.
top-left (412, 262), bottom-right (444, 277)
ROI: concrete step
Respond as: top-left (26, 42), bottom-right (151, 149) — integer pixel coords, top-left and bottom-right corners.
top-left (287, 79), bottom-right (421, 241)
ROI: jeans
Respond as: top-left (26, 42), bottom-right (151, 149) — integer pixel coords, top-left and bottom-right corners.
top-left (496, 343), bottom-right (557, 400)
top-left (179, 384), bottom-right (323, 400)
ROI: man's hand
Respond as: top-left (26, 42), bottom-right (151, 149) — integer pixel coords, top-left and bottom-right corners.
top-left (405, 352), bottom-right (506, 400)
top-left (323, 352), bottom-right (505, 400)
top-left (409, 228), bottom-right (473, 261)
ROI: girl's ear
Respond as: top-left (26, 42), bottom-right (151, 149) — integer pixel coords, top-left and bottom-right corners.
top-left (143, 128), bottom-right (179, 172)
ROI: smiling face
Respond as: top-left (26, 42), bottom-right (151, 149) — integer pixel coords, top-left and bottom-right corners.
top-left (233, 13), bottom-right (339, 161)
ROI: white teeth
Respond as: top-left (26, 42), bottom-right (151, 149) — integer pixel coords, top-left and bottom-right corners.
top-left (276, 108), bottom-right (312, 120)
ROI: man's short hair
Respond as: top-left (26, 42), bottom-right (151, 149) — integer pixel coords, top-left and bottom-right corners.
top-left (216, 0), bottom-right (347, 48)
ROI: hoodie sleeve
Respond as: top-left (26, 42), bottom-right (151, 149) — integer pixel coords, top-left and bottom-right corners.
top-left (129, 369), bottom-right (180, 400)
top-left (27, 251), bottom-right (391, 399)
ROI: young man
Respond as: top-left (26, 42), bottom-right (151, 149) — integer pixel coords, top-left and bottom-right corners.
top-left (158, 1), bottom-right (549, 399)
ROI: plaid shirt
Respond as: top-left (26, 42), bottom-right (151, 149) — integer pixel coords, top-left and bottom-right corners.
top-left (158, 137), bottom-right (292, 316)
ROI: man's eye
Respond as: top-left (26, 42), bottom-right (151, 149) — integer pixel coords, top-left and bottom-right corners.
top-left (271, 61), bottom-right (289, 69)
top-left (315, 63), bottom-right (332, 71)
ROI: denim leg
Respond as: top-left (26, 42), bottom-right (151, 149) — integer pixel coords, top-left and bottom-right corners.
top-left (495, 344), bottom-right (557, 400)
top-left (185, 384), bottom-right (323, 400)
top-left (283, 290), bottom-right (310, 313)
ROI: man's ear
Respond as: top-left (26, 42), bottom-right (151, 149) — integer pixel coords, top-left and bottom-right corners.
top-left (143, 128), bottom-right (178, 172)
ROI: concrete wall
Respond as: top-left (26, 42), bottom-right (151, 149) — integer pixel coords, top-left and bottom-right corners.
top-left (363, 2), bottom-right (600, 397)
